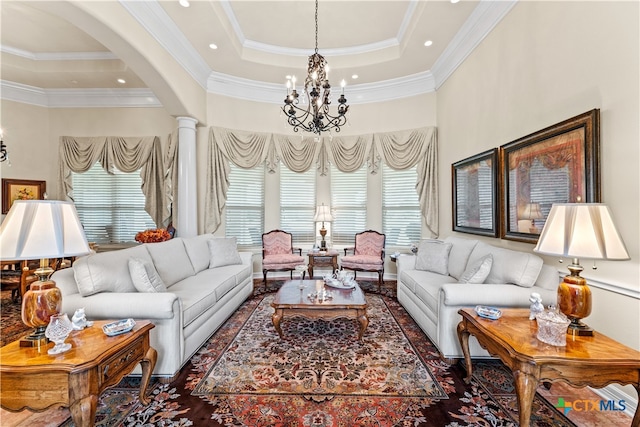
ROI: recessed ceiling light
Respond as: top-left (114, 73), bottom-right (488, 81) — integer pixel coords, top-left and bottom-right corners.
top-left (179, 0), bottom-right (190, 7)
top-left (451, 0), bottom-right (460, 3)
top-left (209, 43), bottom-right (218, 50)
top-left (351, 74), bottom-right (359, 79)
top-left (117, 78), bottom-right (126, 84)
top-left (424, 40), bottom-right (433, 47)
top-left (71, 80), bottom-right (78, 84)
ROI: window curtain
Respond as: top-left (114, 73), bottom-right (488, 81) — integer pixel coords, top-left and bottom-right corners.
top-left (58, 136), bottom-right (167, 227)
top-left (205, 126), bottom-right (438, 236)
top-left (164, 131), bottom-right (178, 227)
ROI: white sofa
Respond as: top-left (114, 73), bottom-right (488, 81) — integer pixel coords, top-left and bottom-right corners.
top-left (397, 236), bottom-right (559, 360)
top-left (52, 234), bottom-right (253, 380)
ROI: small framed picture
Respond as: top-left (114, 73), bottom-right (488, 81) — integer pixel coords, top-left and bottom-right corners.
top-left (2, 179), bottom-right (47, 214)
top-left (452, 148), bottom-right (498, 237)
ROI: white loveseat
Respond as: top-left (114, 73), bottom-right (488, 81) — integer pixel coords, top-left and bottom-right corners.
top-left (397, 236), bottom-right (559, 360)
top-left (52, 234), bottom-right (253, 380)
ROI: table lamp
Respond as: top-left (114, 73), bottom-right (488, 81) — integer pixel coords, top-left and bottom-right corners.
top-left (314, 203), bottom-right (334, 250)
top-left (0, 200), bottom-right (90, 346)
top-left (533, 203), bottom-right (629, 336)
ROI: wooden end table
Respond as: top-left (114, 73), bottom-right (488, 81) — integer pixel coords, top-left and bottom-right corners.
top-left (307, 250), bottom-right (339, 278)
top-left (457, 308), bottom-right (640, 427)
top-left (0, 320), bottom-right (157, 427)
top-left (271, 279), bottom-right (368, 340)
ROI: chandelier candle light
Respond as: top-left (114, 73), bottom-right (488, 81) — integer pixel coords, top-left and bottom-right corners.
top-left (533, 203), bottom-right (629, 336)
top-left (0, 200), bottom-right (91, 347)
top-left (282, 0), bottom-right (349, 134)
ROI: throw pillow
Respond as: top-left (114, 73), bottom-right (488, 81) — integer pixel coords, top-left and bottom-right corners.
top-left (415, 239), bottom-right (453, 275)
top-left (208, 237), bottom-right (242, 268)
top-left (128, 257), bottom-right (167, 293)
top-left (459, 254), bottom-right (493, 284)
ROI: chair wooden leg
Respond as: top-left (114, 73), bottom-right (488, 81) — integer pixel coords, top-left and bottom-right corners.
top-left (263, 270), bottom-right (268, 291)
top-left (378, 271), bottom-right (383, 293)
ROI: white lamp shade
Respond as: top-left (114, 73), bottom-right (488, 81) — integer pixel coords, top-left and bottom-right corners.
top-left (0, 200), bottom-right (90, 260)
top-left (533, 203), bottom-right (629, 260)
top-left (314, 204), bottom-right (333, 222)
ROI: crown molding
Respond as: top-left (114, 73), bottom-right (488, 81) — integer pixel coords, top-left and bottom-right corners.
top-left (118, 0), bottom-right (211, 88)
top-left (207, 70), bottom-right (435, 105)
top-left (220, 0), bottom-right (417, 58)
top-left (0, 45), bottom-right (118, 61)
top-left (1, 80), bottom-right (161, 108)
top-left (431, 0), bottom-right (518, 89)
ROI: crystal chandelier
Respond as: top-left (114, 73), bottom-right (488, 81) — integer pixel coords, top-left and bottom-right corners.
top-left (282, 0), bottom-right (349, 134)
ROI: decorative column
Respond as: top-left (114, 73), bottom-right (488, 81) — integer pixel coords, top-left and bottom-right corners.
top-left (177, 116), bottom-right (198, 238)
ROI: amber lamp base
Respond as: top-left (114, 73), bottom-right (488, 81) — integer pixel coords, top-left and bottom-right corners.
top-left (557, 263), bottom-right (593, 337)
top-left (20, 278), bottom-right (62, 347)
top-left (319, 223), bottom-right (327, 250)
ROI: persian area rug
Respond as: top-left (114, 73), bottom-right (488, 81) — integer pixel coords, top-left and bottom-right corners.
top-left (0, 290), bottom-right (30, 347)
top-left (193, 294), bottom-right (447, 399)
top-left (1, 286), bottom-right (581, 426)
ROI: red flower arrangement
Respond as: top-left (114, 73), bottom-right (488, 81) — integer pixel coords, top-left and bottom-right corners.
top-left (135, 228), bottom-right (172, 243)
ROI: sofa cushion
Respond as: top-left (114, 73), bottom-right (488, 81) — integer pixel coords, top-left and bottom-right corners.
top-left (183, 234), bottom-right (215, 273)
top-left (400, 269), bottom-right (458, 294)
top-left (168, 275), bottom-right (223, 327)
top-left (128, 257), bottom-right (167, 292)
top-left (146, 238), bottom-right (196, 287)
top-left (74, 245), bottom-right (152, 296)
top-left (415, 239), bottom-right (453, 275)
top-left (444, 236), bottom-right (479, 280)
top-left (468, 242), bottom-right (543, 288)
top-left (208, 237), bottom-right (242, 268)
top-left (459, 254), bottom-right (493, 284)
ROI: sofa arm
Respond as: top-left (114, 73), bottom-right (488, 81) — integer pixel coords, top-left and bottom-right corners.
top-left (61, 291), bottom-right (180, 320)
top-left (239, 251), bottom-right (254, 266)
top-left (51, 267), bottom-right (79, 297)
top-left (396, 254), bottom-right (416, 284)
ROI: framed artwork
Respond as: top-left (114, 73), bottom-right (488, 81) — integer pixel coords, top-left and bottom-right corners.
top-left (499, 109), bottom-right (600, 243)
top-left (452, 148), bottom-right (498, 237)
top-left (2, 179), bottom-right (47, 214)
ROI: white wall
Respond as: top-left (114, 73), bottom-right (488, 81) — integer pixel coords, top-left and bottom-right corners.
top-left (437, 0), bottom-right (640, 401)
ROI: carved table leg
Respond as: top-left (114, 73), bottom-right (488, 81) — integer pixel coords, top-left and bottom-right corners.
top-left (357, 310), bottom-right (369, 340)
top-left (69, 394), bottom-right (98, 427)
top-left (456, 321), bottom-right (473, 383)
top-left (513, 363), bottom-right (539, 427)
top-left (272, 309), bottom-right (284, 338)
top-left (139, 346), bottom-right (158, 404)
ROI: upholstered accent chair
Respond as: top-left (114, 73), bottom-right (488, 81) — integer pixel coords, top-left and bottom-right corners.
top-left (340, 230), bottom-right (386, 292)
top-left (261, 229), bottom-right (305, 286)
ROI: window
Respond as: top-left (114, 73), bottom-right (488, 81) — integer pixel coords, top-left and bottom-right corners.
top-left (382, 164), bottom-right (421, 246)
top-left (330, 165), bottom-right (367, 246)
top-left (72, 162), bottom-right (155, 244)
top-left (280, 166), bottom-right (315, 243)
top-left (225, 164), bottom-right (264, 248)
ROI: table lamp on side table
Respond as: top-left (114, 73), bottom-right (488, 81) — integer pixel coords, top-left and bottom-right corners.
top-left (0, 200), bottom-right (91, 347)
top-left (533, 203), bottom-right (629, 336)
top-left (314, 203), bottom-right (334, 251)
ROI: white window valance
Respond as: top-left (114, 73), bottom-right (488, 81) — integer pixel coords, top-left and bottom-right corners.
top-left (205, 126), bottom-right (438, 237)
top-left (58, 136), bottom-right (167, 227)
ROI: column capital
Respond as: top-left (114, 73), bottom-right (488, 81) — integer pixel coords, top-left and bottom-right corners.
top-left (176, 116), bottom-right (198, 129)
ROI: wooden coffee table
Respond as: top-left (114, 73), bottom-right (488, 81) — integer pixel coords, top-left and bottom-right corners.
top-left (271, 279), bottom-right (368, 340)
top-left (457, 308), bottom-right (640, 427)
top-left (0, 320), bottom-right (157, 427)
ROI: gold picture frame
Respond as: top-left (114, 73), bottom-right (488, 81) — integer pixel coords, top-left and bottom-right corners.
top-left (2, 179), bottom-right (47, 214)
top-left (499, 109), bottom-right (600, 243)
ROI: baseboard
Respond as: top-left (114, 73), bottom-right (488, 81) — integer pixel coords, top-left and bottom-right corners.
top-left (590, 385), bottom-right (638, 419)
